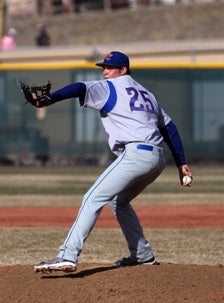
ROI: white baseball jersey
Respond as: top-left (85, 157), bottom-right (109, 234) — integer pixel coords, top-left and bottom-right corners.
top-left (82, 75), bottom-right (171, 155)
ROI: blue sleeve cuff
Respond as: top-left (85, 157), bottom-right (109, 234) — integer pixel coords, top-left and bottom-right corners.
top-left (160, 120), bottom-right (187, 167)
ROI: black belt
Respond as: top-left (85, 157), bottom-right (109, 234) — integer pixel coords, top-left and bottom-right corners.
top-left (136, 144), bottom-right (153, 151)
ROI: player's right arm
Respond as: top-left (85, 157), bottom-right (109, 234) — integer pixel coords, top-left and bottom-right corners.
top-left (160, 120), bottom-right (186, 167)
top-left (160, 120), bottom-right (193, 186)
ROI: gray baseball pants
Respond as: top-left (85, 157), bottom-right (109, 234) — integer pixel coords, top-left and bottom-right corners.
top-left (57, 142), bottom-right (166, 263)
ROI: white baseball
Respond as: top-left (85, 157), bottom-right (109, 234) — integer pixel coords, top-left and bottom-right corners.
top-left (182, 175), bottom-right (192, 185)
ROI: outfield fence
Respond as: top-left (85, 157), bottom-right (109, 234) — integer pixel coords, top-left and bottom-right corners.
top-left (0, 58), bottom-right (224, 165)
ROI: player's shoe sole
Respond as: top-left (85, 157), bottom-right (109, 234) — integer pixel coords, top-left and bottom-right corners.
top-left (34, 258), bottom-right (77, 273)
top-left (114, 256), bottom-right (160, 267)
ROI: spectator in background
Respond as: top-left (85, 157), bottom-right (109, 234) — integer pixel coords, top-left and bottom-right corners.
top-left (35, 23), bottom-right (50, 47)
top-left (1, 28), bottom-right (16, 51)
top-left (63, 0), bottom-right (73, 13)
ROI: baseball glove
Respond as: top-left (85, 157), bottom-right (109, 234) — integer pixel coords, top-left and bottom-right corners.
top-left (17, 80), bottom-right (52, 108)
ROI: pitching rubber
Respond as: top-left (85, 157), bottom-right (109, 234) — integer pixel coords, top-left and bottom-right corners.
top-left (34, 264), bottom-right (77, 273)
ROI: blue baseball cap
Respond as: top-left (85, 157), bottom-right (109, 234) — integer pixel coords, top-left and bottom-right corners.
top-left (96, 51), bottom-right (130, 70)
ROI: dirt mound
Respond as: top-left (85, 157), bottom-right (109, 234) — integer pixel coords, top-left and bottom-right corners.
top-left (0, 263), bottom-right (223, 303)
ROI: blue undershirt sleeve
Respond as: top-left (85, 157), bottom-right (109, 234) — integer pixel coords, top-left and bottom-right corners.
top-left (50, 82), bottom-right (86, 105)
top-left (160, 120), bottom-right (187, 167)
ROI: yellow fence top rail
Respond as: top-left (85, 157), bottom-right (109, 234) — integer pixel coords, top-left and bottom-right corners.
top-left (1, 61), bottom-right (224, 70)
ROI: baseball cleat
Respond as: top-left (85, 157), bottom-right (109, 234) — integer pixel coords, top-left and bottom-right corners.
top-left (34, 257), bottom-right (76, 273)
top-left (114, 256), bottom-right (160, 267)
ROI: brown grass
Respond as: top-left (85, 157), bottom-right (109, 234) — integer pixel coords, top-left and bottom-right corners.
top-left (1, 227), bottom-right (223, 266)
top-left (0, 165), bottom-right (223, 267)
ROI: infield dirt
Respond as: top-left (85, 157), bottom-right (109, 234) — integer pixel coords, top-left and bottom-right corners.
top-left (0, 204), bottom-right (224, 303)
top-left (0, 166), bottom-right (223, 302)
top-left (0, 263), bottom-right (223, 303)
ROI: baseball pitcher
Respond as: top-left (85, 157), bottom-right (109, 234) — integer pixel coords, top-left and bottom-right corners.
top-left (18, 51), bottom-right (193, 273)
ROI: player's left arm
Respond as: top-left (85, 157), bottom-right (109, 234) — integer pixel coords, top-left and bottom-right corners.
top-left (18, 80), bottom-right (87, 108)
top-left (160, 120), bottom-right (193, 187)
top-left (50, 82), bottom-right (87, 105)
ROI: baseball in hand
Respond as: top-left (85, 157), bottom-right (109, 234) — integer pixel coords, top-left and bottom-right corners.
top-left (182, 175), bottom-right (192, 186)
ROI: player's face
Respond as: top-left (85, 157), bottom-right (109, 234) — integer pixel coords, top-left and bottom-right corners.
top-left (102, 66), bottom-right (126, 79)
